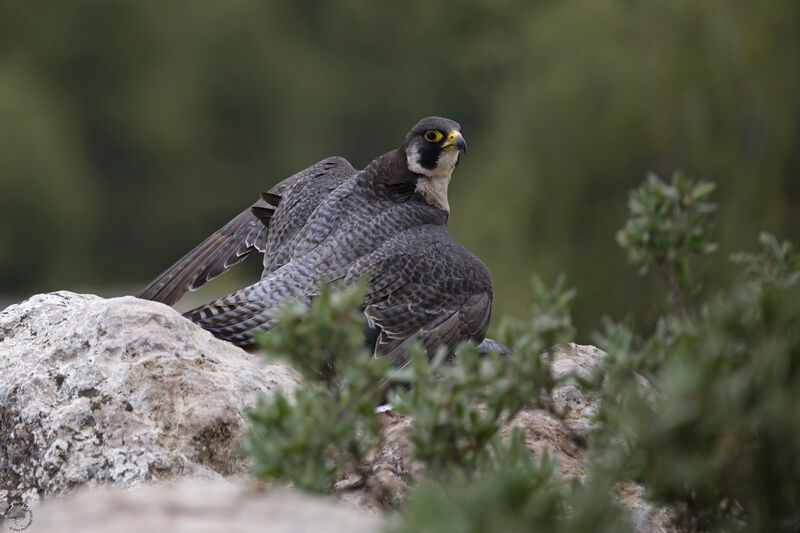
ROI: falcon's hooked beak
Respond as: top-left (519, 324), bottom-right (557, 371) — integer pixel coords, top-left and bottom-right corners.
top-left (441, 130), bottom-right (467, 152)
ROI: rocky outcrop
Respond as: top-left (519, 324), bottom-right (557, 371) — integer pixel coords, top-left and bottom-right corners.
top-left (1, 292), bottom-right (669, 531)
top-left (346, 344), bottom-right (672, 531)
top-left (349, 345), bottom-right (609, 503)
top-left (506, 344), bottom-right (605, 478)
top-left (0, 292), bottom-right (302, 502)
top-left (25, 477), bottom-right (380, 533)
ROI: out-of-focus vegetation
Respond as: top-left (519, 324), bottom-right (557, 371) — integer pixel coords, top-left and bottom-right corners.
top-left (1, 1), bottom-right (798, 335)
top-left (389, 431), bottom-right (627, 533)
top-left (245, 273), bottom-right (576, 490)
top-left (244, 281), bottom-right (389, 492)
top-left (390, 274), bottom-right (575, 475)
top-left (615, 172), bottom-right (717, 312)
top-left (593, 176), bottom-right (800, 531)
top-left (247, 173), bottom-right (800, 531)
top-left (594, 242), bottom-right (800, 531)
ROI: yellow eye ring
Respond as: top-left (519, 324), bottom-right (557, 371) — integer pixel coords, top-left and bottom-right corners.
top-left (424, 130), bottom-right (443, 142)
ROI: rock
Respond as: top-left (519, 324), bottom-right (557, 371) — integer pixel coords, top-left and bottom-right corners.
top-left (509, 345), bottom-right (672, 531)
top-left (346, 344), bottom-right (673, 531)
top-left (0, 292), bottom-right (302, 503)
top-left (340, 345), bottom-right (606, 510)
top-left (0, 292), bottom-right (670, 531)
top-left (617, 482), bottom-right (675, 533)
top-left (25, 477), bottom-right (381, 533)
top-left (503, 343), bottom-right (605, 479)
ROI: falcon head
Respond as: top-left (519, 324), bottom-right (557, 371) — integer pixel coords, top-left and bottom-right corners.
top-left (402, 116), bottom-right (467, 180)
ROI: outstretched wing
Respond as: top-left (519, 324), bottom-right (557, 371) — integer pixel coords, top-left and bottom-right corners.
top-left (136, 156), bottom-right (356, 305)
top-left (135, 201), bottom-right (272, 306)
top-left (349, 225), bottom-right (494, 365)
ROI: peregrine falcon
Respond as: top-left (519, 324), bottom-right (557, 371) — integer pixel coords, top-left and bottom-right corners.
top-left (137, 117), bottom-right (497, 363)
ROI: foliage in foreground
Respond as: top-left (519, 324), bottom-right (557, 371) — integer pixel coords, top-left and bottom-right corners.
top-left (388, 430), bottom-right (626, 533)
top-left (246, 274), bottom-right (576, 491)
top-left (246, 172), bottom-right (800, 532)
top-left (243, 282), bottom-right (391, 492)
top-left (595, 230), bottom-right (800, 531)
top-left (389, 274), bottom-right (575, 475)
top-left (615, 170), bottom-right (717, 311)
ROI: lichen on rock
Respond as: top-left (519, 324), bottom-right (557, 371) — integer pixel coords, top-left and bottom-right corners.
top-left (0, 291), bottom-right (301, 502)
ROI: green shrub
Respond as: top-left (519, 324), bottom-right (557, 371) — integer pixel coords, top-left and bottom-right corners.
top-left (244, 172), bottom-right (800, 532)
top-left (730, 231), bottom-right (800, 289)
top-left (243, 282), bottom-right (391, 492)
top-left (616, 171), bottom-right (717, 311)
top-left (389, 275), bottom-right (576, 475)
top-left (388, 430), bottom-right (626, 533)
top-left (246, 275), bottom-right (577, 489)
top-left (596, 218), bottom-right (800, 531)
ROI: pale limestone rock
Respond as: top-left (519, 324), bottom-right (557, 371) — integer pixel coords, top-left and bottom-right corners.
top-left (0, 292), bottom-right (301, 503)
top-left (26, 477), bottom-right (380, 533)
top-left (0, 292), bottom-right (670, 531)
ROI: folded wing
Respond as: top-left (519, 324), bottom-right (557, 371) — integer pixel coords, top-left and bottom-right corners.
top-left (349, 225), bottom-right (494, 364)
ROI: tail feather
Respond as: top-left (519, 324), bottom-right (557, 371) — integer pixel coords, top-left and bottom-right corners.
top-left (183, 287), bottom-right (276, 347)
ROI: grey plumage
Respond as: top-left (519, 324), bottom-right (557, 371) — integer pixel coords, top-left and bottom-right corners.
top-left (137, 117), bottom-right (496, 363)
top-left (136, 157), bottom-right (356, 305)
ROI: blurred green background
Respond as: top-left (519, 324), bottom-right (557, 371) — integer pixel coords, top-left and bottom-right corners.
top-left (1, 0), bottom-right (798, 338)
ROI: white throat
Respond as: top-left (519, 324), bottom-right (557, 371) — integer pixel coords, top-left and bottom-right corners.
top-left (415, 175), bottom-right (451, 212)
top-left (407, 147), bottom-right (460, 212)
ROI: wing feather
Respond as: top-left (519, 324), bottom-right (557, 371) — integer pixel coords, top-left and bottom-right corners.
top-left (136, 156), bottom-right (356, 305)
top-left (353, 225), bottom-right (494, 364)
top-left (135, 205), bottom-right (268, 305)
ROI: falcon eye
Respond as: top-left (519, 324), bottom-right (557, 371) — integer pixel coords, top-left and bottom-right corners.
top-left (424, 130), bottom-right (443, 142)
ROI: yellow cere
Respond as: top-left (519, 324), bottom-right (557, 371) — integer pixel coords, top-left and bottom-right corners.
top-left (441, 130), bottom-right (462, 148)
